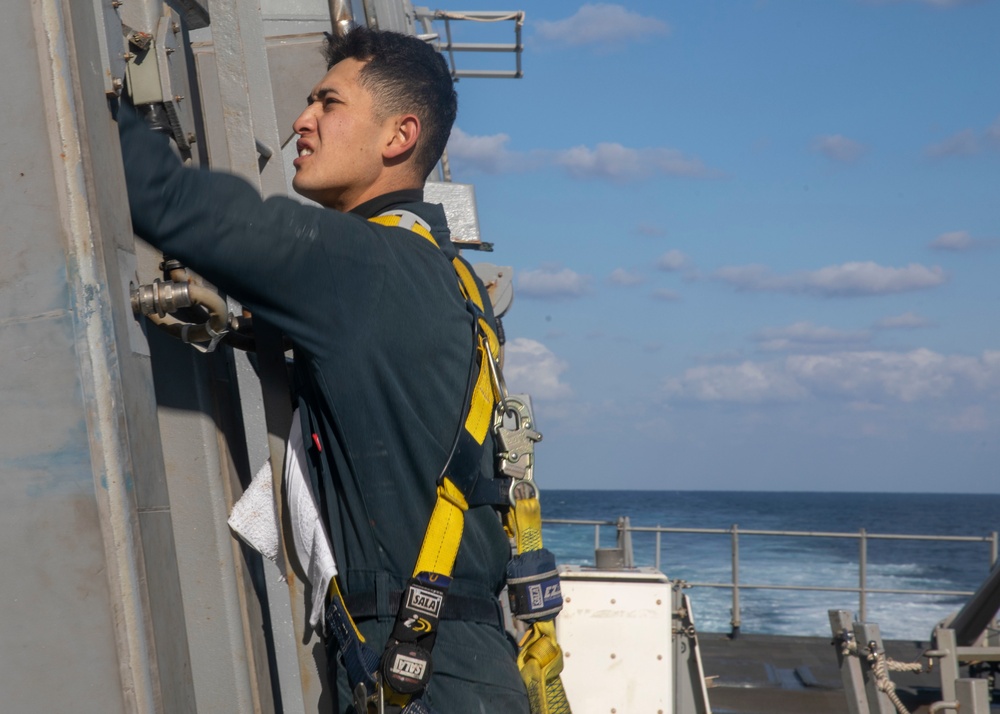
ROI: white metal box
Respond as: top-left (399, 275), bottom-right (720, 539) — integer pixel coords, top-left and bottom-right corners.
top-left (557, 566), bottom-right (674, 714)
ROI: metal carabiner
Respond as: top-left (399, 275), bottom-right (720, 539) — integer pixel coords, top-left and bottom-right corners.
top-left (354, 683), bottom-right (369, 714)
top-left (508, 477), bottom-right (538, 507)
top-left (494, 395), bottom-right (542, 490)
top-left (353, 678), bottom-right (387, 714)
top-left (483, 336), bottom-right (508, 403)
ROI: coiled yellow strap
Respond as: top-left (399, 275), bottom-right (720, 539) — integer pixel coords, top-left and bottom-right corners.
top-left (507, 498), bottom-right (572, 714)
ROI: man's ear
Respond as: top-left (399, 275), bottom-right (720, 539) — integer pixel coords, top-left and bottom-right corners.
top-left (384, 114), bottom-right (420, 160)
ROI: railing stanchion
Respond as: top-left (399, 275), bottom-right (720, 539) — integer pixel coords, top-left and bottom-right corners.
top-left (859, 528), bottom-right (867, 622)
top-left (655, 525), bottom-right (662, 573)
top-left (731, 524), bottom-right (741, 638)
top-left (992, 532), bottom-right (1000, 647)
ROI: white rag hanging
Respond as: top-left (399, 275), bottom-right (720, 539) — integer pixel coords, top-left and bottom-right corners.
top-left (228, 408), bottom-right (338, 628)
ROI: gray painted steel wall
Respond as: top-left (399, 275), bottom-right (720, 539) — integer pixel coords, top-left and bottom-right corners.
top-left (0, 0), bottom-right (487, 711)
top-left (0, 0), bottom-right (316, 710)
top-left (1, 0), bottom-right (194, 710)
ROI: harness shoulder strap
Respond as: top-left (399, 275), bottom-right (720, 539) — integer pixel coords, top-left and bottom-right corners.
top-left (370, 209), bottom-right (500, 452)
top-left (368, 210), bottom-right (436, 243)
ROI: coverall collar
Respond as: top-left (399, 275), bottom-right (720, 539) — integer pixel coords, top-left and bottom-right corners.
top-left (350, 189), bottom-right (425, 219)
top-left (350, 189), bottom-right (456, 259)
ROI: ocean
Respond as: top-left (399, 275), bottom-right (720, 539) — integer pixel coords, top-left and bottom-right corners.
top-left (541, 490), bottom-right (1000, 641)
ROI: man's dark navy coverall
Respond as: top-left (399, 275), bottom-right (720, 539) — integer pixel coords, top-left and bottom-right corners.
top-left (119, 104), bottom-right (529, 714)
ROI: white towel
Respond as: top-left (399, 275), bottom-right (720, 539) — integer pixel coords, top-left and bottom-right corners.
top-left (228, 408), bottom-right (338, 628)
top-left (228, 459), bottom-right (282, 565)
top-left (284, 409), bottom-right (339, 628)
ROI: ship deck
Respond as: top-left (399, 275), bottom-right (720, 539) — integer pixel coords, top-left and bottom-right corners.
top-left (698, 633), bottom-right (1000, 713)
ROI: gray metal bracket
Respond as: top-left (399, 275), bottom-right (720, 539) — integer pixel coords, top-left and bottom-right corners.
top-left (935, 628), bottom-right (961, 704)
top-left (125, 5), bottom-right (197, 153)
top-left (673, 585), bottom-right (713, 714)
top-left (829, 610), bottom-right (869, 714)
top-left (828, 611), bottom-right (897, 714)
top-left (956, 678), bottom-right (990, 713)
top-left (168, 0), bottom-right (210, 29)
top-left (854, 621), bottom-right (896, 714)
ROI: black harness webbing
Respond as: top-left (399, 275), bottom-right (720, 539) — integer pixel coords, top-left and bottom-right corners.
top-left (342, 590), bottom-right (504, 628)
top-left (320, 210), bottom-right (499, 714)
top-left (324, 209), bottom-right (570, 714)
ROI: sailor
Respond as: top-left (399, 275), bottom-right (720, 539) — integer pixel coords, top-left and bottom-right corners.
top-left (118, 26), bottom-right (530, 713)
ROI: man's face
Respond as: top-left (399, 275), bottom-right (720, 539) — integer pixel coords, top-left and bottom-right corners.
top-left (292, 58), bottom-right (388, 210)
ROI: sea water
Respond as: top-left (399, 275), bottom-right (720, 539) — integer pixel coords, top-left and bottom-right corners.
top-left (541, 490), bottom-right (1000, 640)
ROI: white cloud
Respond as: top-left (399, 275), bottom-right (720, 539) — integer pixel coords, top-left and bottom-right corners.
top-left (664, 361), bottom-right (809, 403)
top-left (447, 127), bottom-right (525, 173)
top-left (517, 267), bottom-right (591, 299)
top-left (927, 229), bottom-right (997, 255)
top-left (928, 230), bottom-right (996, 252)
top-left (874, 312), bottom-right (931, 329)
top-left (535, 4), bottom-right (670, 49)
top-left (929, 230), bottom-right (976, 251)
top-left (713, 261), bottom-right (946, 297)
top-left (656, 249), bottom-right (689, 271)
top-left (609, 268), bottom-right (644, 286)
top-left (813, 134), bottom-right (866, 163)
top-left (666, 349), bottom-right (1000, 405)
top-left (635, 223), bottom-right (667, 237)
top-left (553, 143), bottom-right (717, 181)
top-left (753, 321), bottom-right (871, 352)
top-left (936, 406), bottom-right (989, 433)
top-left (449, 129), bottom-right (719, 182)
top-left (651, 288), bottom-right (681, 302)
top-left (987, 116), bottom-right (1000, 144)
top-left (923, 115), bottom-right (1000, 160)
top-left (789, 349), bottom-right (999, 402)
top-left (925, 129), bottom-right (980, 158)
top-left (503, 338), bottom-right (572, 399)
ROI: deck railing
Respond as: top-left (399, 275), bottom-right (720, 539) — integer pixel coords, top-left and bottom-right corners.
top-left (543, 517), bottom-right (999, 635)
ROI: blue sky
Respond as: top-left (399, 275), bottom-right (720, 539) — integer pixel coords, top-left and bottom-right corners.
top-left (433, 0), bottom-right (999, 493)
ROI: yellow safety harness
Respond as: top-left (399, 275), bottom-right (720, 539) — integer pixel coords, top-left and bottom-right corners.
top-left (319, 211), bottom-right (571, 714)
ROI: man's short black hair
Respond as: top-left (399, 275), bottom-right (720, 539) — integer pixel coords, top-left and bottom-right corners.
top-left (324, 27), bottom-right (457, 181)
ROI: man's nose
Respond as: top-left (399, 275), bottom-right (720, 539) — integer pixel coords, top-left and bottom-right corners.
top-left (293, 104), bottom-right (316, 135)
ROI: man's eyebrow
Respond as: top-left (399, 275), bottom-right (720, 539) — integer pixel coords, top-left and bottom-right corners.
top-left (307, 86), bottom-right (341, 105)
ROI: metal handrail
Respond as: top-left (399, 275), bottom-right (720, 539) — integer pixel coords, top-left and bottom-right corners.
top-left (543, 517), bottom-right (999, 635)
top-left (413, 8), bottom-right (524, 78)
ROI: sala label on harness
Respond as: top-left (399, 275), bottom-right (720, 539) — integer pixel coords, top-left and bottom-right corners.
top-left (529, 582), bottom-right (562, 610)
top-left (383, 642), bottom-right (433, 694)
top-left (390, 573), bottom-right (450, 644)
top-left (406, 586), bottom-right (444, 619)
top-left (391, 653), bottom-right (426, 679)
